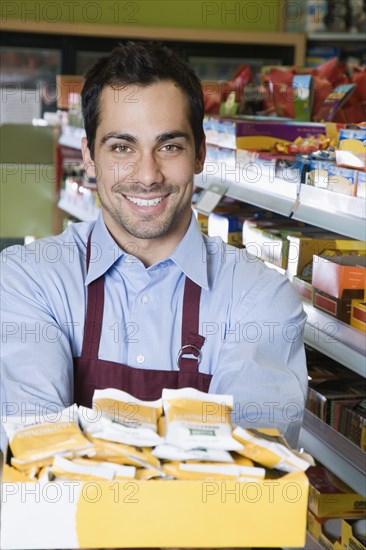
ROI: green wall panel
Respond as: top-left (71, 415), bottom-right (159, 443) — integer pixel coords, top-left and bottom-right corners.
top-left (1, 0), bottom-right (280, 31)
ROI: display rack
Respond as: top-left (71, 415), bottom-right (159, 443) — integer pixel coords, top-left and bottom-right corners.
top-left (303, 303), bottom-right (366, 377)
top-left (194, 169), bottom-right (366, 510)
top-left (300, 411), bottom-right (366, 498)
top-left (195, 170), bottom-right (366, 241)
top-left (304, 531), bottom-right (323, 550)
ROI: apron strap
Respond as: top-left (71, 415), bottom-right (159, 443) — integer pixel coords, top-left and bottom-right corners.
top-left (81, 231), bottom-right (205, 368)
top-left (177, 277), bottom-right (205, 372)
top-left (80, 231), bottom-right (104, 360)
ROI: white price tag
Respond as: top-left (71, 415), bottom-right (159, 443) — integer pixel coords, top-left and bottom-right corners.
top-left (194, 184), bottom-right (228, 214)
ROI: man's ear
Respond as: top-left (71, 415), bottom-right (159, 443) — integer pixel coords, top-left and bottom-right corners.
top-left (81, 137), bottom-right (96, 180)
top-left (194, 137), bottom-right (206, 175)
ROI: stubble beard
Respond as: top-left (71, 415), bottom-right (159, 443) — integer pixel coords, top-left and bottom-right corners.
top-left (99, 181), bottom-right (192, 240)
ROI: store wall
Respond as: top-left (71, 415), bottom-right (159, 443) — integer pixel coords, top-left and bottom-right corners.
top-left (0, 125), bottom-right (55, 238)
top-left (1, 0), bottom-right (281, 31)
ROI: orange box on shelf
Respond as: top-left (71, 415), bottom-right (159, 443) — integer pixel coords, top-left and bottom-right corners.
top-left (311, 255), bottom-right (366, 300)
top-left (351, 300), bottom-right (366, 333)
top-left (286, 235), bottom-right (366, 282)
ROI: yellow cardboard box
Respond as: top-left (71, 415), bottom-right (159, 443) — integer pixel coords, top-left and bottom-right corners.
top-left (342, 519), bottom-right (366, 550)
top-left (286, 235), bottom-right (366, 282)
top-left (1, 465), bottom-right (309, 549)
top-left (307, 510), bottom-right (343, 550)
top-left (307, 466), bottom-right (366, 519)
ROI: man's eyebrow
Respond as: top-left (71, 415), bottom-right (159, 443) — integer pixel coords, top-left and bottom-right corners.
top-left (100, 131), bottom-right (191, 146)
top-left (100, 133), bottom-right (137, 145)
top-left (156, 131), bottom-right (191, 144)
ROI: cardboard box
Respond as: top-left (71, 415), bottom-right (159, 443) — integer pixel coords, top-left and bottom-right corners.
top-left (307, 510), bottom-right (343, 549)
top-left (313, 288), bottom-right (364, 324)
top-left (292, 276), bottom-right (315, 303)
top-left (0, 467), bottom-right (309, 549)
top-left (312, 255), bottom-right (366, 300)
top-left (342, 518), bottom-right (366, 550)
top-left (242, 219), bottom-right (311, 269)
top-left (307, 466), bottom-right (366, 519)
top-left (286, 235), bottom-right (366, 282)
top-left (351, 300), bottom-right (366, 333)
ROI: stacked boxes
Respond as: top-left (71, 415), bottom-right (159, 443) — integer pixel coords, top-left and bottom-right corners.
top-left (312, 255), bottom-right (366, 324)
top-left (306, 465), bottom-right (366, 549)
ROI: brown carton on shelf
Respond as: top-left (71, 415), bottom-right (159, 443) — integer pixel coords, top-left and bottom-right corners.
top-left (338, 399), bottom-right (366, 451)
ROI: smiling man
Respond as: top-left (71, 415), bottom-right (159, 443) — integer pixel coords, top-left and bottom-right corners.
top-left (1, 41), bottom-right (307, 450)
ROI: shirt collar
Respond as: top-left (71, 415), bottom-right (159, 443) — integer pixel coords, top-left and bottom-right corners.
top-left (85, 210), bottom-right (209, 290)
top-left (85, 211), bottom-right (123, 285)
top-left (169, 214), bottom-right (209, 290)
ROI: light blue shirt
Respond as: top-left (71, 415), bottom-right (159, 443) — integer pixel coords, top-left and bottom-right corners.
top-left (1, 212), bottom-right (307, 448)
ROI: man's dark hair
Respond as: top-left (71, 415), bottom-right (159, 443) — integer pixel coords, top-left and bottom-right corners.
top-left (81, 41), bottom-right (204, 158)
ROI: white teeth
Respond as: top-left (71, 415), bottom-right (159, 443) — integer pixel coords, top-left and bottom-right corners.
top-left (126, 196), bottom-right (164, 207)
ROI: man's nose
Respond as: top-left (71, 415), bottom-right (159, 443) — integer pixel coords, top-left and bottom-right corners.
top-left (134, 152), bottom-right (164, 187)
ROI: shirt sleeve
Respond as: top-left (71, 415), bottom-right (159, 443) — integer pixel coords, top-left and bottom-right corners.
top-left (208, 268), bottom-right (308, 448)
top-left (0, 247), bottom-right (74, 451)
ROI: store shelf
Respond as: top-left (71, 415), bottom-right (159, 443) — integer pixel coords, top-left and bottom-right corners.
top-left (307, 32), bottom-right (366, 42)
top-left (299, 410), bottom-right (366, 498)
top-left (304, 531), bottom-right (323, 550)
top-left (196, 171), bottom-right (366, 240)
top-left (303, 303), bottom-right (366, 378)
top-left (292, 186), bottom-right (366, 241)
top-left (58, 126), bottom-right (85, 150)
top-left (57, 192), bottom-right (99, 222)
top-left (194, 170), bottom-right (296, 217)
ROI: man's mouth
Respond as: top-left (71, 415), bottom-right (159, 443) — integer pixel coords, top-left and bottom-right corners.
top-left (125, 195), bottom-right (165, 207)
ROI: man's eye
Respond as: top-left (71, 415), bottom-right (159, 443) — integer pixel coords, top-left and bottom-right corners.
top-left (161, 144), bottom-right (181, 153)
top-left (112, 144), bottom-right (132, 153)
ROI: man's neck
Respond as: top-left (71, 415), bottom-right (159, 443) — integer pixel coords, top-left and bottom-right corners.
top-left (103, 213), bottom-right (191, 268)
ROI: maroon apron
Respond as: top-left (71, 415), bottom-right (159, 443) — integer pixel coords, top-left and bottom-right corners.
top-left (74, 232), bottom-right (212, 406)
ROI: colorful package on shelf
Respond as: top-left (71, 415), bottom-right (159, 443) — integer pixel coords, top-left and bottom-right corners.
top-left (204, 116), bottom-right (237, 149)
top-left (336, 127), bottom-right (366, 171)
top-left (261, 57), bottom-right (365, 123)
top-left (307, 159), bottom-right (358, 196)
top-left (208, 211), bottom-right (245, 247)
top-left (202, 65), bottom-right (252, 115)
top-left (342, 519), bottom-right (366, 550)
top-left (286, 234), bottom-right (366, 282)
top-left (338, 399), bottom-right (366, 451)
top-left (311, 255), bottom-right (366, 300)
top-left (351, 300), bottom-right (366, 333)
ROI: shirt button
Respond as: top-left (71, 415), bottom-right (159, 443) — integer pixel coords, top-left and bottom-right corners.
top-left (141, 294), bottom-right (150, 304)
top-left (136, 354), bottom-right (145, 364)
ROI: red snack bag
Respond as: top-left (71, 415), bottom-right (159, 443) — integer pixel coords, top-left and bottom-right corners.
top-left (266, 67), bottom-right (295, 118)
top-left (202, 65), bottom-right (252, 114)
